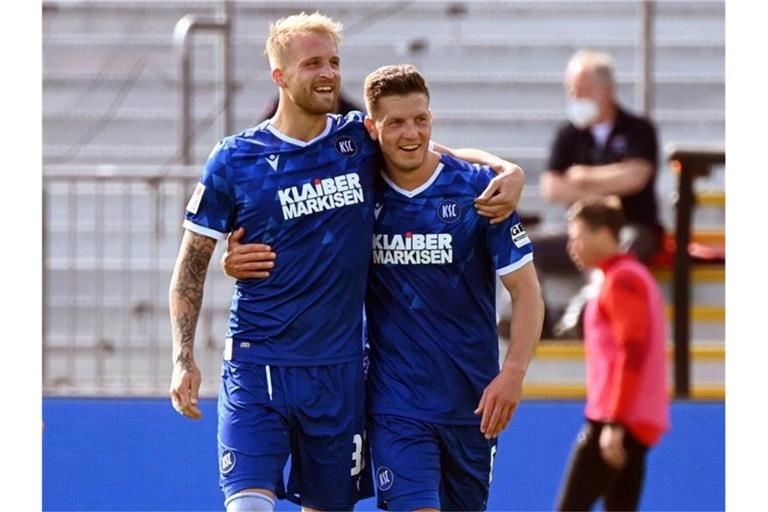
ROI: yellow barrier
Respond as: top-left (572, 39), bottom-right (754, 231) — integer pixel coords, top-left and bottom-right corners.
top-left (652, 266), bottom-right (725, 283)
top-left (696, 190), bottom-right (726, 207)
top-left (665, 305), bottom-right (725, 322)
top-left (522, 383), bottom-right (724, 400)
top-left (533, 342), bottom-right (724, 361)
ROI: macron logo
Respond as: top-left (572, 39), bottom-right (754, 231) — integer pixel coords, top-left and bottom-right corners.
top-left (277, 172), bottom-right (364, 220)
top-left (266, 154), bottom-right (279, 171)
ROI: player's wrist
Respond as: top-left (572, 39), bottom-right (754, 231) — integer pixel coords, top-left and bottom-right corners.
top-left (499, 362), bottom-right (527, 380)
top-left (172, 350), bottom-right (197, 368)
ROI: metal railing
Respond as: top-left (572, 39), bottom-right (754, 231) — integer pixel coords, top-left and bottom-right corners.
top-left (637, 0), bottom-right (655, 115)
top-left (42, 165), bottom-right (235, 396)
top-left (667, 144), bottom-right (725, 398)
top-left (41, 166), bottom-right (552, 396)
top-left (175, 0), bottom-right (233, 165)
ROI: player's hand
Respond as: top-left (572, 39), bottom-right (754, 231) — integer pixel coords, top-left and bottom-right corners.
top-left (221, 227), bottom-right (276, 280)
top-left (474, 162), bottom-right (524, 224)
top-left (474, 368), bottom-right (524, 439)
top-left (599, 423), bottom-right (627, 469)
top-left (169, 359), bottom-right (203, 420)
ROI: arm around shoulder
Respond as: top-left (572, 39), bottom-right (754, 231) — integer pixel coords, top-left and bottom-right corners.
top-left (432, 143), bottom-right (526, 222)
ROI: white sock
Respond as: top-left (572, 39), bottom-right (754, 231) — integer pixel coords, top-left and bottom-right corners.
top-left (225, 491), bottom-right (275, 512)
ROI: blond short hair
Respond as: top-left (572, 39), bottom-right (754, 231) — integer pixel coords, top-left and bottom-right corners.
top-left (566, 49), bottom-right (615, 87)
top-left (265, 12), bottom-right (343, 69)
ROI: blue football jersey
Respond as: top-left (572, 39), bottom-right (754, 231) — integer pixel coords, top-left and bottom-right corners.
top-left (365, 154), bottom-right (534, 424)
top-left (184, 111), bottom-right (381, 365)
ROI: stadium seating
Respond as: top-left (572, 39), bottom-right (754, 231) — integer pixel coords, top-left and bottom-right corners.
top-left (42, 0), bottom-right (724, 397)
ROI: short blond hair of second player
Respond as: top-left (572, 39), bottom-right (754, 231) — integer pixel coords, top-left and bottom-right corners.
top-left (264, 11), bottom-right (343, 69)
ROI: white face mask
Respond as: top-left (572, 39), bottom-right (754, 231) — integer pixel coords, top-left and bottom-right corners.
top-left (566, 98), bottom-right (599, 129)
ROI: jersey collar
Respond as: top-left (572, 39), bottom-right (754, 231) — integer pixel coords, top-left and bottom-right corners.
top-left (265, 116), bottom-right (333, 147)
top-left (380, 162), bottom-right (445, 198)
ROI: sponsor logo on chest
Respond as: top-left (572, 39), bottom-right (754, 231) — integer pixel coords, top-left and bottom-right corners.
top-left (372, 232), bottom-right (453, 265)
top-left (277, 172), bottom-right (364, 220)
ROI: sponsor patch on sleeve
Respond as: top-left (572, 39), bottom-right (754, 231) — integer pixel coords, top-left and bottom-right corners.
top-left (186, 182), bottom-right (205, 214)
top-left (510, 222), bottom-right (531, 247)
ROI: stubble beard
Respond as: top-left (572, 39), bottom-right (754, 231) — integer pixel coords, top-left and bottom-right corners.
top-left (295, 85), bottom-right (338, 115)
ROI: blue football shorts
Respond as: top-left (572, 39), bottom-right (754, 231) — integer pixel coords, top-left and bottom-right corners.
top-left (217, 359), bottom-right (374, 510)
top-left (369, 413), bottom-right (497, 511)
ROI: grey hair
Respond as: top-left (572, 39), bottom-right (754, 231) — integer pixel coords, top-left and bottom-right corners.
top-left (566, 49), bottom-right (615, 87)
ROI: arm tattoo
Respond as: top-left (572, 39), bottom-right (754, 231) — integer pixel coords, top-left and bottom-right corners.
top-left (169, 231), bottom-right (216, 370)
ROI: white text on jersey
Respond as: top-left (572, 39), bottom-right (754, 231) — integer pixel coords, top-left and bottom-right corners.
top-left (278, 173), bottom-right (364, 220)
top-left (372, 233), bottom-right (453, 265)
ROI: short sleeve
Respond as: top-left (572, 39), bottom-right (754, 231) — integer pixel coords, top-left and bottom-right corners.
top-left (547, 125), bottom-right (575, 173)
top-left (484, 211), bottom-right (534, 276)
top-left (624, 118), bottom-right (658, 166)
top-left (182, 139), bottom-right (237, 240)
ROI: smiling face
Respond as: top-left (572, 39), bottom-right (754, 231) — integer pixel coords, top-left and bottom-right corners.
top-left (365, 92), bottom-right (432, 174)
top-left (275, 31), bottom-right (341, 115)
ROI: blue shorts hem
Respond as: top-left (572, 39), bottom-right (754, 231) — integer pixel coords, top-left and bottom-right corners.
top-left (286, 494), bottom-right (370, 511)
top-left (380, 490), bottom-right (440, 511)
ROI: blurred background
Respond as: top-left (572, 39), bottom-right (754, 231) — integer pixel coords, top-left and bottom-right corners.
top-left (41, 1), bottom-right (724, 510)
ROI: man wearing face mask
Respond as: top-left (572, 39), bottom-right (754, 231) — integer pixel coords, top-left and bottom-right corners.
top-left (535, 49), bottom-right (663, 337)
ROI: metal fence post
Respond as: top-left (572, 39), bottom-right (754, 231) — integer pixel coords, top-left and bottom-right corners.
top-left (637, 0), bottom-right (655, 116)
top-left (667, 145), bottom-right (725, 398)
top-left (174, 2), bottom-right (232, 166)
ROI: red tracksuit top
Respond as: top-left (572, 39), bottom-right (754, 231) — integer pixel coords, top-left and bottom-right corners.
top-left (583, 253), bottom-right (670, 446)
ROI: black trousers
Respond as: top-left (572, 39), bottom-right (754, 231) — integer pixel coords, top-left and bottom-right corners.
top-left (556, 420), bottom-right (650, 511)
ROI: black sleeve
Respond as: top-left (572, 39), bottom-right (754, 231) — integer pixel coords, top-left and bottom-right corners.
top-left (257, 96), bottom-right (279, 123)
top-left (547, 125), bottom-right (574, 174)
top-left (625, 117), bottom-right (658, 167)
top-left (338, 94), bottom-right (364, 115)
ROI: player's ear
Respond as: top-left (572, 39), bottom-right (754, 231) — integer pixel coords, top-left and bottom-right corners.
top-left (364, 117), bottom-right (379, 141)
top-left (272, 68), bottom-right (286, 88)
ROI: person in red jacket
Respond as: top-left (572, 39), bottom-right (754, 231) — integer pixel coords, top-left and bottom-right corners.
top-left (556, 197), bottom-right (670, 511)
